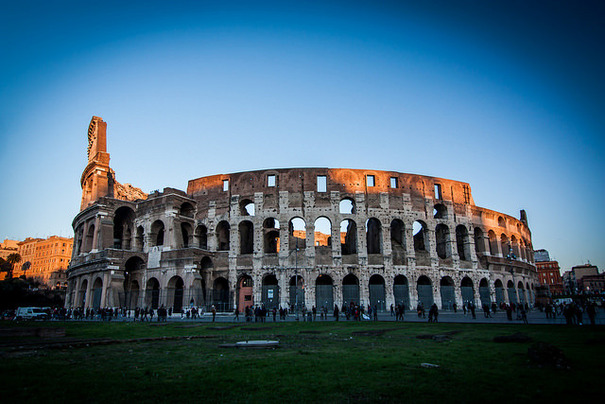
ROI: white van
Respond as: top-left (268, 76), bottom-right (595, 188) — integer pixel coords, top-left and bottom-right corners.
top-left (15, 307), bottom-right (49, 320)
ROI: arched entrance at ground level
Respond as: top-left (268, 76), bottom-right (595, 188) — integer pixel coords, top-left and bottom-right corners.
top-left (168, 276), bottom-right (184, 313)
top-left (92, 277), bottom-right (103, 309)
top-left (440, 277), bottom-right (455, 310)
top-left (507, 280), bottom-right (518, 305)
top-left (517, 281), bottom-right (526, 306)
top-left (393, 275), bottom-right (409, 309)
top-left (262, 274), bottom-right (279, 309)
top-left (237, 275), bottom-right (253, 311)
top-left (461, 277), bottom-right (475, 305)
top-left (289, 276), bottom-right (304, 311)
top-left (146, 278), bottom-right (160, 309)
top-left (369, 275), bottom-right (386, 311)
top-left (417, 276), bottom-right (434, 308)
top-left (78, 279), bottom-right (88, 307)
top-left (494, 279), bottom-right (504, 305)
top-left (342, 274), bottom-right (360, 307)
top-left (479, 278), bottom-right (490, 307)
top-left (316, 275), bottom-right (334, 310)
top-left (190, 278), bottom-right (206, 308)
top-left (212, 277), bottom-right (230, 311)
top-left (123, 256), bottom-right (145, 308)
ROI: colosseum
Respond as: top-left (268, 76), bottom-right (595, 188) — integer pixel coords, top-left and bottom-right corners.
top-left (66, 116), bottom-right (538, 313)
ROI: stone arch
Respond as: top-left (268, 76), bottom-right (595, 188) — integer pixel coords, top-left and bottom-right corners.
top-left (366, 218), bottom-right (382, 254)
top-left (315, 274), bottom-right (334, 310)
top-left (179, 202), bottom-right (195, 218)
top-left (146, 277), bottom-right (160, 309)
top-left (180, 222), bottom-right (193, 248)
top-left (200, 256), bottom-right (213, 271)
top-left (369, 274), bottom-right (386, 311)
top-left (416, 275), bottom-right (434, 307)
top-left (511, 235), bottom-right (520, 259)
top-left (474, 227), bottom-right (485, 255)
top-left (314, 217), bottom-right (332, 247)
top-left (413, 221), bottom-right (429, 252)
top-left (339, 198), bottom-right (355, 214)
top-left (113, 206), bottom-right (135, 250)
top-left (150, 220), bottom-right (165, 247)
top-left (507, 280), bottom-right (517, 305)
top-left (212, 277), bottom-right (230, 311)
top-left (262, 274), bottom-right (279, 309)
top-left (342, 273), bottom-right (360, 306)
top-left (92, 277), bottom-right (103, 309)
top-left (440, 276), bottom-right (456, 310)
top-left (488, 230), bottom-right (498, 255)
top-left (390, 219), bottom-right (406, 265)
top-left (84, 224), bottom-right (95, 252)
top-left (498, 216), bottom-right (506, 227)
top-left (239, 220), bottom-right (254, 254)
top-left (479, 278), bottom-right (490, 307)
top-left (78, 279), bottom-right (88, 307)
top-left (456, 225), bottom-right (470, 261)
top-left (289, 275), bottom-right (304, 311)
top-left (340, 219), bottom-right (357, 255)
top-left (216, 221), bottom-right (230, 251)
top-left (237, 274), bottom-right (253, 311)
top-left (135, 226), bottom-right (144, 251)
top-left (435, 224), bottom-right (451, 259)
top-left (124, 256), bottom-right (144, 308)
top-left (195, 225), bottom-right (208, 249)
top-left (263, 218), bottom-right (280, 254)
top-left (501, 234), bottom-right (510, 258)
top-left (433, 203), bottom-right (447, 219)
top-left (167, 276), bottom-right (184, 313)
top-left (461, 276), bottom-right (474, 304)
top-left (393, 275), bottom-right (410, 308)
top-left (517, 281), bottom-right (526, 305)
top-left (240, 199), bottom-right (255, 216)
top-left (494, 279), bottom-right (505, 305)
top-left (289, 217), bottom-right (306, 250)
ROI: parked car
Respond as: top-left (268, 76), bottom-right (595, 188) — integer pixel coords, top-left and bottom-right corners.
top-left (14, 307), bottom-right (49, 320)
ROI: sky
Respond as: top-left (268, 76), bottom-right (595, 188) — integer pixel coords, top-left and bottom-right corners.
top-left (1, 1), bottom-right (603, 273)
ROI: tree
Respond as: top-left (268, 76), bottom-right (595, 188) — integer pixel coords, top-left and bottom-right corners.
top-left (21, 261), bottom-right (31, 278)
top-left (0, 258), bottom-right (12, 278)
top-left (5, 253), bottom-right (21, 279)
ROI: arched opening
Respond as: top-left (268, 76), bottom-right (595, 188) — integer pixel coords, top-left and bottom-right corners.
top-left (501, 234), bottom-right (510, 258)
top-left (289, 275), bottom-right (304, 311)
top-left (92, 277), bottom-right (103, 309)
top-left (240, 199), bottom-right (255, 216)
top-left (413, 221), bottom-right (428, 252)
top-left (511, 236), bottom-right (520, 259)
top-left (263, 218), bottom-right (280, 254)
top-left (179, 202), bottom-right (195, 218)
top-left (498, 216), bottom-right (506, 227)
top-left (456, 225), bottom-right (470, 261)
top-left (168, 276), bottom-right (184, 313)
top-left (216, 221), bottom-right (230, 251)
top-left (146, 278), bottom-right (160, 309)
top-left (417, 276), bottom-right (434, 308)
top-left (342, 273), bottom-right (360, 307)
top-left (124, 256), bottom-right (144, 308)
top-left (239, 221), bottom-right (254, 254)
top-left (289, 218), bottom-right (306, 250)
top-left (479, 278), bottom-right (490, 307)
top-left (488, 230), bottom-right (498, 256)
top-left (507, 280), bottom-right (517, 305)
top-left (440, 276), bottom-right (455, 310)
top-left (78, 279), bottom-right (88, 307)
top-left (393, 275), bottom-right (410, 309)
top-left (366, 218), bottom-right (382, 254)
top-left (237, 275), bottom-right (253, 311)
top-left (369, 274), bottom-right (386, 311)
top-left (390, 219), bottom-right (406, 265)
top-left (340, 219), bottom-right (357, 255)
top-left (435, 224), bottom-right (451, 259)
top-left (339, 198), bottom-right (355, 214)
top-left (433, 203), bottom-right (447, 219)
top-left (85, 224), bottom-right (95, 252)
top-left (195, 225), bottom-right (208, 249)
top-left (135, 226), bottom-right (144, 251)
top-left (461, 277), bottom-right (474, 304)
top-left (212, 277), bottom-right (230, 311)
top-left (517, 281), bottom-right (526, 305)
top-left (474, 228), bottom-right (485, 255)
top-left (494, 279), bottom-right (504, 305)
top-left (113, 206), bottom-right (135, 250)
top-left (314, 217), bottom-right (332, 265)
top-left (315, 274), bottom-right (334, 310)
top-left (262, 274), bottom-right (279, 309)
top-left (150, 220), bottom-right (165, 247)
top-left (180, 222), bottom-right (193, 248)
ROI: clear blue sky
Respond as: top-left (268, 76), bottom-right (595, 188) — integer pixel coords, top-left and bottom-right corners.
top-left (1, 1), bottom-right (603, 273)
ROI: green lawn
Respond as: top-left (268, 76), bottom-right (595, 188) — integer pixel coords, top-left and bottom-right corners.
top-left (0, 321), bottom-right (602, 403)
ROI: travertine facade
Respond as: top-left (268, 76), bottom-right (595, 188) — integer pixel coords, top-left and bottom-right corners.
top-left (66, 117), bottom-right (538, 311)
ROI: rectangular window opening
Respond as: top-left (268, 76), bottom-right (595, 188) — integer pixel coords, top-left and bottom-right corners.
top-left (434, 184), bottom-right (442, 199)
top-left (317, 175), bottom-right (327, 192)
top-left (267, 174), bottom-right (276, 187)
top-left (223, 180), bottom-right (229, 192)
top-left (367, 175), bottom-right (375, 187)
top-left (390, 177), bottom-right (398, 189)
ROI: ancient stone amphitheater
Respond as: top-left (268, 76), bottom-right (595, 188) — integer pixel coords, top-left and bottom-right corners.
top-left (66, 117), bottom-right (538, 312)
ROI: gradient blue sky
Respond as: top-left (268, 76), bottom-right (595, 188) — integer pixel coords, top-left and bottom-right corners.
top-left (1, 1), bottom-right (603, 273)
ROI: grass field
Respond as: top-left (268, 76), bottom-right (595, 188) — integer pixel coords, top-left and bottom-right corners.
top-left (0, 320), bottom-right (603, 403)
